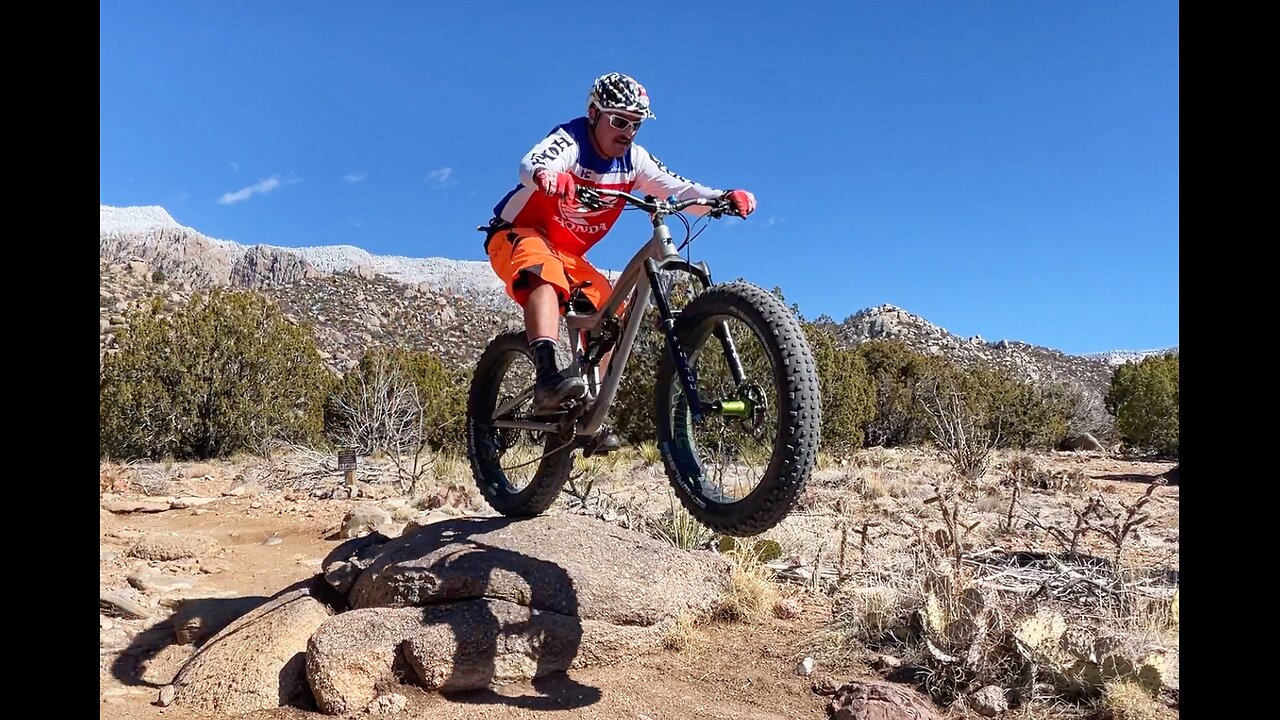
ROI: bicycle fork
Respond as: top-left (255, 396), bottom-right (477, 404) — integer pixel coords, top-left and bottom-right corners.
top-left (645, 259), bottom-right (749, 422)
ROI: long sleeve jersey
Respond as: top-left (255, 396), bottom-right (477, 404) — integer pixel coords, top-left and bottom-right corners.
top-left (491, 117), bottom-right (725, 257)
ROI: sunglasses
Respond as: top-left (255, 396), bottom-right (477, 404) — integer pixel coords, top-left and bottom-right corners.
top-left (602, 112), bottom-right (643, 132)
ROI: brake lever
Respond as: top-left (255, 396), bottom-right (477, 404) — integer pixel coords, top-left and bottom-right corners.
top-left (708, 200), bottom-right (733, 219)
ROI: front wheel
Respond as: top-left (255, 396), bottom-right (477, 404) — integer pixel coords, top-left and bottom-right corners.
top-left (466, 330), bottom-right (574, 516)
top-left (654, 281), bottom-right (822, 536)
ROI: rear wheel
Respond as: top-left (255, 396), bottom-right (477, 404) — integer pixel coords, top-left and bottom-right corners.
top-left (466, 331), bottom-right (574, 516)
top-left (654, 282), bottom-right (821, 536)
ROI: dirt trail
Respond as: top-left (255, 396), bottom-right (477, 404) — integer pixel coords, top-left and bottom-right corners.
top-left (99, 481), bottom-right (857, 720)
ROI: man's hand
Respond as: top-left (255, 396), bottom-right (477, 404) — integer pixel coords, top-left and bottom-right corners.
top-left (534, 169), bottom-right (578, 199)
top-left (723, 189), bottom-right (756, 218)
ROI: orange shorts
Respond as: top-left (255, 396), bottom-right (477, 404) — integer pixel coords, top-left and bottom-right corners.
top-left (486, 226), bottom-right (613, 313)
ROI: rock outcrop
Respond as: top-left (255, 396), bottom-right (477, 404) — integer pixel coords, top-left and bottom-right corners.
top-left (165, 514), bottom-right (733, 715)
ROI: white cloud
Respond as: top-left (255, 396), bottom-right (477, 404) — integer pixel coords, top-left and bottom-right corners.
top-left (426, 167), bottom-right (455, 187)
top-left (218, 175), bottom-right (291, 205)
top-left (764, 215), bottom-right (783, 227)
top-left (344, 172), bottom-right (367, 185)
top-left (229, 162), bottom-right (240, 172)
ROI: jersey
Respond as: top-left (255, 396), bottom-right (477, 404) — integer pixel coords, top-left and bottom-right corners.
top-left (490, 117), bottom-right (724, 257)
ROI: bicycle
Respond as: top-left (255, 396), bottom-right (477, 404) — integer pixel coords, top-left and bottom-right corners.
top-left (466, 187), bottom-right (821, 536)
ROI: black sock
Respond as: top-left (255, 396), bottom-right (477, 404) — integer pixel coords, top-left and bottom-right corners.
top-left (530, 338), bottom-right (559, 381)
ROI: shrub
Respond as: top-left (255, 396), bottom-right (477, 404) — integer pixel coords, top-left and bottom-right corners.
top-left (1105, 352), bottom-right (1179, 458)
top-left (610, 318), bottom-right (663, 445)
top-left (855, 339), bottom-right (948, 447)
top-left (968, 367), bottom-right (1073, 450)
top-left (804, 322), bottom-right (874, 452)
top-left (100, 288), bottom-right (332, 460)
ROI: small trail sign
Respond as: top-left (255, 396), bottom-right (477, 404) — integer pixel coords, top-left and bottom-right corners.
top-left (338, 448), bottom-right (358, 488)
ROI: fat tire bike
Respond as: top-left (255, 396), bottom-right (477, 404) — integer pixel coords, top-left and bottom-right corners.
top-left (466, 187), bottom-right (821, 536)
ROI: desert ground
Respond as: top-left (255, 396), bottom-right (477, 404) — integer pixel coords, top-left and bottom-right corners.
top-left (99, 446), bottom-right (1178, 720)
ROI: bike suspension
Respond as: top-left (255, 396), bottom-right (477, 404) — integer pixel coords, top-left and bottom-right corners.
top-left (646, 259), bottom-right (709, 421)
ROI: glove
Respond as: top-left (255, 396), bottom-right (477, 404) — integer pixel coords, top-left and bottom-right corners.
top-left (723, 189), bottom-right (756, 218)
top-left (533, 169), bottom-right (578, 199)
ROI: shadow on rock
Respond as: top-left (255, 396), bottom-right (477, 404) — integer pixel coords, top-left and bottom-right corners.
top-left (108, 573), bottom-right (340, 688)
top-left (310, 516), bottom-right (605, 711)
top-left (419, 536), bottom-right (601, 709)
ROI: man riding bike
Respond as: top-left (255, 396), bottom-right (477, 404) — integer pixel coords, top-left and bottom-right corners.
top-left (479, 72), bottom-right (757, 453)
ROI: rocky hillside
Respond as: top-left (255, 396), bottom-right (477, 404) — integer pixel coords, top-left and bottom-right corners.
top-left (99, 206), bottom-right (1171, 398)
top-left (817, 304), bottom-right (1120, 394)
top-left (99, 259), bottom-right (521, 373)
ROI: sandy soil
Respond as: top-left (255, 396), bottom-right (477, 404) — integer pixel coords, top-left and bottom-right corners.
top-left (99, 448), bottom-right (1178, 720)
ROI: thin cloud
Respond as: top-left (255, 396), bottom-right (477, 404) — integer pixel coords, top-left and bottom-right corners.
top-left (426, 167), bottom-right (456, 188)
top-left (764, 215), bottom-right (783, 227)
top-left (228, 162), bottom-right (240, 172)
top-left (344, 172), bottom-right (368, 185)
top-left (218, 175), bottom-right (293, 205)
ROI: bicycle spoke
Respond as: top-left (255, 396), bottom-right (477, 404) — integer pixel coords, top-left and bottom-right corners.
top-left (483, 352), bottom-right (549, 492)
top-left (672, 312), bottom-right (780, 505)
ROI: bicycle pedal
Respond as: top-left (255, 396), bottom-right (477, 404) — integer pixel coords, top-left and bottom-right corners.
top-left (580, 430), bottom-right (622, 457)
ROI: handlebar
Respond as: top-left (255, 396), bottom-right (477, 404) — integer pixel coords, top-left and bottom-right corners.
top-left (576, 186), bottom-right (737, 219)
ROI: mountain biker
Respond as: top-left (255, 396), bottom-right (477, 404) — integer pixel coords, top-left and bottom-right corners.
top-left (479, 72), bottom-right (757, 452)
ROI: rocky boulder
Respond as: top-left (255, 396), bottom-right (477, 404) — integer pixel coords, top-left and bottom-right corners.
top-left (163, 513), bottom-right (733, 716)
top-left (166, 587), bottom-right (333, 715)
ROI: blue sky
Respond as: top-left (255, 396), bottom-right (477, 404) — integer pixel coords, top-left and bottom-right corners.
top-left (100, 1), bottom-right (1178, 356)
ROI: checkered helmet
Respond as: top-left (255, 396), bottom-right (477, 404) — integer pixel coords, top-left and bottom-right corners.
top-left (587, 72), bottom-right (655, 119)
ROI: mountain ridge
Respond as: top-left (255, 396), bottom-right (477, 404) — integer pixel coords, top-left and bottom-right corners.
top-left (99, 203), bottom-right (1175, 425)
top-left (98, 204), bottom-right (1175, 363)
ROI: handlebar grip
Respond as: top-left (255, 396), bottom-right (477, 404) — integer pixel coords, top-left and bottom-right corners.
top-left (575, 186), bottom-right (606, 210)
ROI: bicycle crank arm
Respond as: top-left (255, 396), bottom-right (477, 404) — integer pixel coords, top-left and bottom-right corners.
top-left (491, 387), bottom-right (534, 420)
top-left (491, 418), bottom-right (559, 433)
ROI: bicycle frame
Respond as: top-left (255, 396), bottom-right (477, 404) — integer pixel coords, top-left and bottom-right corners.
top-left (489, 212), bottom-right (714, 439)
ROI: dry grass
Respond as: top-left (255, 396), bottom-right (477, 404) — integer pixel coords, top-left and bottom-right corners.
top-left (430, 451), bottom-right (468, 482)
top-left (599, 447), bottom-right (630, 473)
top-left (851, 446), bottom-right (895, 470)
top-left (850, 469), bottom-right (916, 501)
top-left (99, 461), bottom-right (135, 494)
top-left (975, 485), bottom-right (1004, 513)
top-left (811, 546), bottom-right (924, 664)
top-left (815, 450), bottom-right (839, 471)
top-left (646, 492), bottom-right (717, 550)
top-left (835, 584), bottom-right (907, 642)
top-left (1101, 679), bottom-right (1167, 720)
top-left (714, 538), bottom-right (781, 623)
top-left (809, 467), bottom-right (1181, 713)
top-left (635, 440), bottom-right (662, 467)
top-left (661, 610), bottom-right (699, 651)
top-left (564, 454), bottom-right (606, 505)
top-left (1002, 452), bottom-right (1091, 496)
top-left (852, 472), bottom-right (887, 500)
